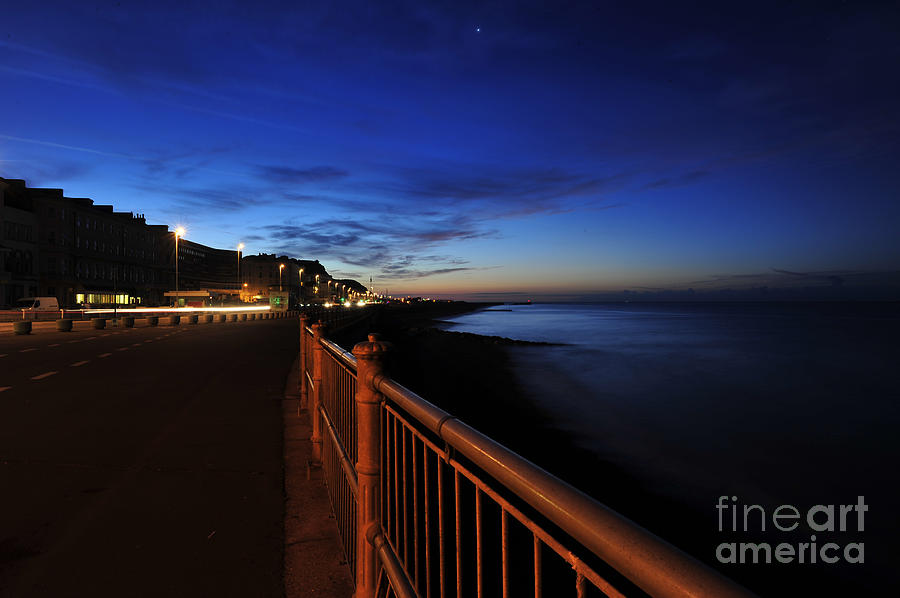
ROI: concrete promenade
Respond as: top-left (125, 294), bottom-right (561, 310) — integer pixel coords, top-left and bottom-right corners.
top-left (0, 316), bottom-right (352, 597)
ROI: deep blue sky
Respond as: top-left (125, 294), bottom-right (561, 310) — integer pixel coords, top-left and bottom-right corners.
top-left (2, 1), bottom-right (898, 300)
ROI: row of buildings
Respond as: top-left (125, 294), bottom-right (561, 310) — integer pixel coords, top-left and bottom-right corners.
top-left (0, 178), bottom-right (366, 308)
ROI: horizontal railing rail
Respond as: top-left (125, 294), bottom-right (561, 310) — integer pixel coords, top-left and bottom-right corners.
top-left (298, 321), bottom-right (756, 598)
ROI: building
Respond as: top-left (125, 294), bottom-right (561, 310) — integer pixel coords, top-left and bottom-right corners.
top-left (0, 178), bottom-right (366, 309)
top-left (238, 254), bottom-right (368, 306)
top-left (241, 254), bottom-right (330, 305)
top-left (163, 236), bottom-right (242, 306)
top-left (28, 185), bottom-right (170, 307)
top-left (0, 179), bottom-right (39, 306)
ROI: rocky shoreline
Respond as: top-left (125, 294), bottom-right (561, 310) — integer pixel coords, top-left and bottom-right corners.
top-left (328, 303), bottom-right (656, 513)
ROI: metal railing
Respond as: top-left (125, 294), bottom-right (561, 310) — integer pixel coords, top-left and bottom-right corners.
top-left (299, 318), bottom-right (757, 598)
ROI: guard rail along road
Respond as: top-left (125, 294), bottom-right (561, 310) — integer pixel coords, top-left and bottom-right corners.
top-left (298, 313), bottom-right (758, 598)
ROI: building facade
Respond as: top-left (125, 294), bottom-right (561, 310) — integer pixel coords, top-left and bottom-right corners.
top-left (28, 185), bottom-right (170, 307)
top-left (240, 254), bottom-right (330, 305)
top-left (0, 179), bottom-right (39, 305)
top-left (0, 178), bottom-right (364, 308)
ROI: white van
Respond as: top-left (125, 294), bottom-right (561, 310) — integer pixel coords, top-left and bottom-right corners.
top-left (16, 296), bottom-right (60, 311)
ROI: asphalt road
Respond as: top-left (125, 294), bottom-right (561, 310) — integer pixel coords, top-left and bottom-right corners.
top-left (0, 317), bottom-right (300, 597)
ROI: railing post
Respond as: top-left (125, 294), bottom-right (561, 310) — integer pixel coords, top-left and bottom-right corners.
top-left (352, 333), bottom-right (391, 598)
top-left (299, 313), bottom-right (309, 414)
top-left (310, 321), bottom-right (325, 466)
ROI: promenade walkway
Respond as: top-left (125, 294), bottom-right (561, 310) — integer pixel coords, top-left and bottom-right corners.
top-left (0, 316), bottom-right (351, 597)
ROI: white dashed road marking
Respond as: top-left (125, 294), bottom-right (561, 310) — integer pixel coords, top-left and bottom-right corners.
top-left (86, 336), bottom-right (98, 340)
top-left (131, 343), bottom-right (141, 347)
top-left (70, 360), bottom-right (90, 367)
top-left (116, 347), bottom-right (128, 352)
top-left (48, 343), bottom-right (60, 347)
top-left (67, 340), bottom-right (81, 344)
top-left (98, 353), bottom-right (112, 358)
top-left (31, 371), bottom-right (58, 380)
top-left (19, 348), bottom-right (38, 353)
top-left (0, 386), bottom-right (11, 392)
top-left (0, 354), bottom-right (7, 358)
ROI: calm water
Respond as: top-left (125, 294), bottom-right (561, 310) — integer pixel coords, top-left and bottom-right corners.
top-left (444, 302), bottom-right (899, 594)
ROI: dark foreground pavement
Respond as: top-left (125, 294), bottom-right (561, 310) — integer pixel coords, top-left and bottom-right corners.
top-left (0, 317), bottom-right (349, 597)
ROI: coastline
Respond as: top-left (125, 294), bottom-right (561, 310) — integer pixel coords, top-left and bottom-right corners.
top-left (330, 303), bottom-right (666, 527)
top-left (326, 302), bottom-right (876, 596)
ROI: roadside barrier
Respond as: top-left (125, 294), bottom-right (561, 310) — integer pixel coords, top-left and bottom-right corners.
top-left (2, 308), bottom-right (297, 335)
top-left (299, 314), bottom-right (756, 598)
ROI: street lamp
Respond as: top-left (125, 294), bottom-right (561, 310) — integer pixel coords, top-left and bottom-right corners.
top-left (279, 263), bottom-right (285, 292)
top-left (174, 227), bottom-right (185, 307)
top-left (298, 268), bottom-right (304, 303)
top-left (237, 243), bottom-right (244, 297)
top-left (315, 274), bottom-right (320, 298)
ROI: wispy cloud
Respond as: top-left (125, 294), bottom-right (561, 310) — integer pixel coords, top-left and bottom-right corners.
top-left (0, 160), bottom-right (94, 185)
top-left (643, 170), bottom-right (710, 190)
top-left (683, 269), bottom-right (900, 291)
top-left (0, 134), bottom-right (136, 160)
top-left (255, 164), bottom-right (349, 184)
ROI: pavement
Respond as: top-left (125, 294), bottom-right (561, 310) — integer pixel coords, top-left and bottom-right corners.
top-left (0, 316), bottom-right (353, 597)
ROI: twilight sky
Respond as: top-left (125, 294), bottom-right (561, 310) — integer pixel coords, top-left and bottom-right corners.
top-left (1, 0), bottom-right (898, 300)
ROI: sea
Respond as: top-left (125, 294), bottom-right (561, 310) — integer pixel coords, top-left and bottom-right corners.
top-left (442, 302), bottom-right (899, 596)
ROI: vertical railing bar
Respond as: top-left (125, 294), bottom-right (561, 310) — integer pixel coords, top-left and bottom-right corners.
top-left (424, 442), bottom-right (432, 598)
top-left (438, 456), bottom-right (445, 598)
top-left (533, 534), bottom-right (542, 598)
top-left (394, 415), bottom-right (400, 544)
top-left (383, 409), bottom-right (389, 536)
top-left (412, 434), bottom-right (420, 593)
top-left (454, 468), bottom-right (462, 598)
top-left (402, 424), bottom-right (409, 570)
top-left (475, 487), bottom-right (483, 598)
top-left (501, 509), bottom-right (509, 598)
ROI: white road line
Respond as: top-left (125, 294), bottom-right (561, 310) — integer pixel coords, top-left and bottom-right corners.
top-left (86, 336), bottom-right (98, 340)
top-left (98, 353), bottom-right (112, 358)
top-left (67, 340), bottom-right (81, 344)
top-left (70, 360), bottom-right (90, 367)
top-left (131, 343), bottom-right (141, 347)
top-left (0, 354), bottom-right (7, 358)
top-left (31, 371), bottom-right (58, 380)
top-left (0, 386), bottom-right (11, 392)
top-left (144, 340), bottom-right (153, 343)
top-left (48, 343), bottom-right (61, 347)
top-left (19, 348), bottom-right (38, 353)
top-left (116, 347), bottom-right (128, 352)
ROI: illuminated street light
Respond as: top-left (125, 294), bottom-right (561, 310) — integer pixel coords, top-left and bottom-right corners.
top-left (279, 263), bottom-right (285, 292)
top-left (174, 227), bottom-right (185, 307)
top-left (237, 243), bottom-right (244, 295)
